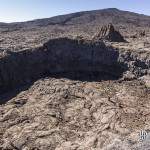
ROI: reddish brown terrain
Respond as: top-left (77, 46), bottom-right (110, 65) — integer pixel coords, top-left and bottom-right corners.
top-left (0, 8), bottom-right (150, 149)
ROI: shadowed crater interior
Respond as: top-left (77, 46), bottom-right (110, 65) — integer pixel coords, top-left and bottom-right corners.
top-left (0, 37), bottom-right (127, 95)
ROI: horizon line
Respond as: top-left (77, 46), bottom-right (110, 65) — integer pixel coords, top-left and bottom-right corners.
top-left (1, 7), bottom-right (150, 24)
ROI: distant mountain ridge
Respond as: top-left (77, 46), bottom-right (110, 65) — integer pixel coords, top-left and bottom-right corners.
top-left (0, 8), bottom-right (150, 30)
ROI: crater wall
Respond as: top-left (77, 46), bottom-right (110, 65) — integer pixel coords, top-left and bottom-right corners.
top-left (0, 38), bottom-right (149, 93)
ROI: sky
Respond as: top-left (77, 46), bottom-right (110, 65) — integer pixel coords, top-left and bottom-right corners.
top-left (0, 0), bottom-right (150, 23)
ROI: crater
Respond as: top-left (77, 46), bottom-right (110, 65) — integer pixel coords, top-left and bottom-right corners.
top-left (0, 37), bottom-right (147, 95)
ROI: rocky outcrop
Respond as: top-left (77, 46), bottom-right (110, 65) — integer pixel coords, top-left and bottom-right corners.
top-left (93, 24), bottom-right (126, 42)
top-left (0, 37), bottom-right (149, 93)
top-left (118, 49), bottom-right (150, 78)
top-left (0, 37), bottom-right (126, 93)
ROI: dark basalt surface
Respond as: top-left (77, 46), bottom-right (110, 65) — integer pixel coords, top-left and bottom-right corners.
top-left (0, 37), bottom-right (149, 95)
top-left (0, 38), bottom-right (127, 93)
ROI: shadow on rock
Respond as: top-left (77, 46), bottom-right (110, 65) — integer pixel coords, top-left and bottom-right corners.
top-left (0, 37), bottom-right (128, 103)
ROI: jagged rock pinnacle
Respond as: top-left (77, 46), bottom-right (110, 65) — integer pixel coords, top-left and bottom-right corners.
top-left (93, 23), bottom-right (126, 42)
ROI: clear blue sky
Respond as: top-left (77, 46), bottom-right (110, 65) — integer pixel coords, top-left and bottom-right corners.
top-left (0, 0), bottom-right (150, 23)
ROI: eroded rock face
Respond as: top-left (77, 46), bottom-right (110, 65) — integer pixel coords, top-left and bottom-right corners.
top-left (93, 24), bottom-right (126, 42)
top-left (0, 37), bottom-right (149, 94)
top-left (0, 37), bottom-right (126, 93)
